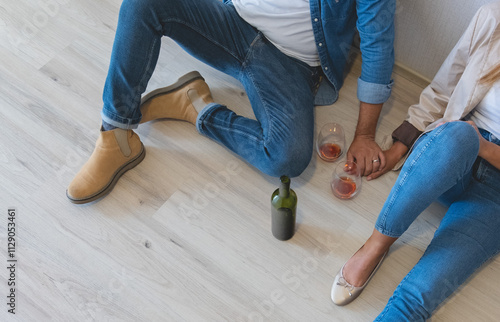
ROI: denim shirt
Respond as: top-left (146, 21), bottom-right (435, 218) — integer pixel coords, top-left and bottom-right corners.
top-left (310, 0), bottom-right (395, 106)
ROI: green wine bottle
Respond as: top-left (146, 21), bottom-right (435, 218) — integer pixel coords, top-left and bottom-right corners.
top-left (271, 176), bottom-right (297, 241)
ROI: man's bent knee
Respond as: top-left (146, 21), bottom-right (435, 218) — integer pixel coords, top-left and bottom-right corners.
top-left (264, 147), bottom-right (312, 178)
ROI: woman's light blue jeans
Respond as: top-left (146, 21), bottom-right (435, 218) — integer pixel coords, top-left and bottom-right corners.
top-left (374, 121), bottom-right (500, 321)
top-left (100, 0), bottom-right (321, 177)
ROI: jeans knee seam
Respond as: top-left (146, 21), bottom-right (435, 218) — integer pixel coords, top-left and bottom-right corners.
top-left (205, 121), bottom-right (261, 144)
top-left (137, 36), bottom-right (160, 99)
top-left (243, 65), bottom-right (273, 148)
top-left (378, 166), bottom-right (413, 234)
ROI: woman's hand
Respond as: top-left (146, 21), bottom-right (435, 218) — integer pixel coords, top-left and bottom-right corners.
top-left (367, 141), bottom-right (409, 181)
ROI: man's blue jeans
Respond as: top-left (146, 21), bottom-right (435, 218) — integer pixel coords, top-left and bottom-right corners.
top-left (100, 0), bottom-right (321, 177)
top-left (374, 121), bottom-right (500, 321)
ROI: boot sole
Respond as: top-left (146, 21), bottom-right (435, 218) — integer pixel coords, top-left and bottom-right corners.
top-left (140, 71), bottom-right (204, 105)
top-left (66, 143), bottom-right (146, 204)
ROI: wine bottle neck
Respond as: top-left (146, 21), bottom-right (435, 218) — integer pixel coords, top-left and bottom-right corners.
top-left (279, 176), bottom-right (291, 198)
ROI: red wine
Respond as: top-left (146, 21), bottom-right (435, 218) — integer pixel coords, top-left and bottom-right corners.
top-left (319, 143), bottom-right (342, 161)
top-left (332, 176), bottom-right (357, 199)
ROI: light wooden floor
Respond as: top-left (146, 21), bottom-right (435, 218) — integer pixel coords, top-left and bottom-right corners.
top-left (1, 1), bottom-right (500, 321)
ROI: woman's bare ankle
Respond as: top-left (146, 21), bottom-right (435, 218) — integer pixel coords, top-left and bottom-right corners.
top-left (365, 229), bottom-right (397, 254)
top-left (343, 246), bottom-right (380, 287)
top-left (342, 230), bottom-right (396, 287)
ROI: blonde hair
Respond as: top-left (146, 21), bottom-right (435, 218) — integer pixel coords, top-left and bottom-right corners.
top-left (480, 63), bottom-right (500, 85)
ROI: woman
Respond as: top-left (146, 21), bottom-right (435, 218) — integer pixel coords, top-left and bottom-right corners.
top-left (330, 2), bottom-right (500, 320)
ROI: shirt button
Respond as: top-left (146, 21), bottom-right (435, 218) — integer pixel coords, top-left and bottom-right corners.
top-left (314, 18), bottom-right (319, 22)
top-left (324, 67), bottom-right (329, 71)
top-left (318, 43), bottom-right (323, 47)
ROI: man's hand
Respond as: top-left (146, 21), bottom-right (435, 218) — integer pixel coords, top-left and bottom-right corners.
top-left (347, 135), bottom-right (385, 176)
top-left (367, 141), bottom-right (409, 181)
top-left (349, 101), bottom-right (384, 176)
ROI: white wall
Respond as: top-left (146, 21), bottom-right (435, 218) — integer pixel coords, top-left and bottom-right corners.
top-left (394, 0), bottom-right (496, 80)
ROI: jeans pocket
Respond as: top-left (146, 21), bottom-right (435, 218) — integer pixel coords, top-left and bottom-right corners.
top-left (312, 70), bottom-right (322, 94)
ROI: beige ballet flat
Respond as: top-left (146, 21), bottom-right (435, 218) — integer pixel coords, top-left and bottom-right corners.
top-left (331, 251), bottom-right (387, 306)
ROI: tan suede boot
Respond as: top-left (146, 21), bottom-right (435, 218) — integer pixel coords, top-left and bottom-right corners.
top-left (140, 71), bottom-right (214, 125)
top-left (66, 128), bottom-right (146, 204)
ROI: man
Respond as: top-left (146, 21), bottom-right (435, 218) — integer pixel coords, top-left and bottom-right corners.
top-left (67, 0), bottom-right (395, 204)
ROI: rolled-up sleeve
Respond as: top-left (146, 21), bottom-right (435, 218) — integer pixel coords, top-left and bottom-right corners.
top-left (357, 78), bottom-right (394, 104)
top-left (356, 0), bottom-right (396, 104)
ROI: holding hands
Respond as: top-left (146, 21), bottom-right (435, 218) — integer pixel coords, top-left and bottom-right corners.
top-left (359, 120), bottom-right (496, 181)
top-left (366, 140), bottom-right (408, 181)
top-left (346, 134), bottom-right (386, 177)
top-left (346, 101), bottom-right (410, 180)
top-left (347, 135), bottom-right (409, 181)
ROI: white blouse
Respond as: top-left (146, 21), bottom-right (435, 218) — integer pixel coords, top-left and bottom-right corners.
top-left (469, 80), bottom-right (500, 139)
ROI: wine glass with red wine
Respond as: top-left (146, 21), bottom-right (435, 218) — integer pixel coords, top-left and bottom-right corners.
top-left (331, 160), bottom-right (361, 199)
top-left (316, 123), bottom-right (345, 162)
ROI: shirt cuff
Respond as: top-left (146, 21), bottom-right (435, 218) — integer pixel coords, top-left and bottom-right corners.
top-left (392, 121), bottom-right (423, 148)
top-left (357, 78), bottom-right (394, 104)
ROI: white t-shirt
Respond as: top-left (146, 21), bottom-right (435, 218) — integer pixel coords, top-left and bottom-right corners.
top-left (232, 0), bottom-right (320, 67)
top-left (469, 81), bottom-right (500, 139)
